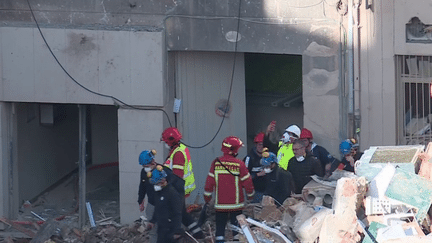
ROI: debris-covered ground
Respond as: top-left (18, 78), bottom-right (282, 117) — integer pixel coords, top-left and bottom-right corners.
top-left (5, 144), bottom-right (432, 242)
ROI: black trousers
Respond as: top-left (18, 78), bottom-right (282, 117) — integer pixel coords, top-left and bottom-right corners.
top-left (215, 210), bottom-right (242, 243)
top-left (157, 227), bottom-right (182, 243)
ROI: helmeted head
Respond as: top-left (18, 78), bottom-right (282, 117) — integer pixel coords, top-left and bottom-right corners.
top-left (281, 125), bottom-right (301, 144)
top-left (139, 149), bottom-right (157, 166)
top-left (253, 132), bottom-right (265, 154)
top-left (260, 150), bottom-right (277, 167)
top-left (339, 139), bottom-right (353, 156)
top-left (221, 136), bottom-right (244, 156)
top-left (253, 132), bottom-right (265, 143)
top-left (300, 128), bottom-right (313, 140)
top-left (161, 127), bottom-right (182, 146)
top-left (300, 128), bottom-right (313, 148)
top-left (350, 138), bottom-right (359, 148)
top-left (149, 166), bottom-right (167, 185)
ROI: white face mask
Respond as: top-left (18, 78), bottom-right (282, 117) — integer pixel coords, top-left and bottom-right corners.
top-left (264, 168), bottom-right (273, 174)
top-left (154, 185), bottom-right (162, 191)
top-left (281, 132), bottom-right (291, 144)
top-left (144, 167), bottom-right (152, 173)
top-left (296, 156), bottom-right (305, 162)
top-left (164, 143), bottom-right (171, 149)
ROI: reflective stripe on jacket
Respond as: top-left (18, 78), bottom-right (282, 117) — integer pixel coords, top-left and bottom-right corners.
top-left (167, 143), bottom-right (196, 195)
top-left (277, 142), bottom-right (294, 170)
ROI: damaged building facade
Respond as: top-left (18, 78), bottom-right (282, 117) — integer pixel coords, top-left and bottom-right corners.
top-left (0, 0), bottom-right (430, 225)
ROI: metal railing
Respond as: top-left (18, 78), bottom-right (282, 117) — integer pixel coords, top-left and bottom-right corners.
top-left (396, 55), bottom-right (432, 145)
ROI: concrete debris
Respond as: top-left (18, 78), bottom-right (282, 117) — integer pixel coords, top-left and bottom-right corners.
top-left (7, 144), bottom-right (432, 242)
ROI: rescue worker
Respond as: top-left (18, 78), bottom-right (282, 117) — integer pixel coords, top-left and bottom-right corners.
top-left (160, 127), bottom-right (203, 238)
top-left (148, 168), bottom-right (184, 243)
top-left (204, 136), bottom-right (255, 243)
top-left (261, 149), bottom-right (296, 206)
top-left (331, 138), bottom-right (363, 173)
top-left (299, 128), bottom-right (340, 176)
top-left (138, 150), bottom-right (185, 243)
top-left (264, 124), bottom-right (301, 170)
top-left (287, 139), bottom-right (324, 194)
top-left (244, 132), bottom-right (267, 203)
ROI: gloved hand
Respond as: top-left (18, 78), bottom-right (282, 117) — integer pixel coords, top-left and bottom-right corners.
top-left (139, 201), bottom-right (145, 212)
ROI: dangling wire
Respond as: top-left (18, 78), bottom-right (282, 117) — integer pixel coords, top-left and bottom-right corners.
top-left (25, 0), bottom-right (172, 127)
top-left (181, 0), bottom-right (243, 149)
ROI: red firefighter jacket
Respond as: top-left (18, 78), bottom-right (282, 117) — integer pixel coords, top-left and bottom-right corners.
top-left (204, 155), bottom-right (255, 212)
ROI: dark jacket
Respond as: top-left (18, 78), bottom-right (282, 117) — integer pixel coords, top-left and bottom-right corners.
top-left (150, 183), bottom-right (184, 239)
top-left (244, 147), bottom-right (266, 192)
top-left (340, 152), bottom-right (363, 172)
top-left (263, 166), bottom-right (295, 205)
top-left (138, 166), bottom-right (184, 206)
top-left (287, 154), bottom-right (324, 194)
top-left (310, 143), bottom-right (340, 170)
top-left (138, 168), bottom-right (155, 205)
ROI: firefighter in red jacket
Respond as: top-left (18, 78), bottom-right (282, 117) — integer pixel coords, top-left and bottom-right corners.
top-left (204, 136), bottom-right (255, 243)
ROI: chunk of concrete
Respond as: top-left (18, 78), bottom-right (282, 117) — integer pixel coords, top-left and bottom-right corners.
top-left (418, 143), bottom-right (432, 180)
top-left (319, 177), bottom-right (366, 243)
top-left (256, 197), bottom-right (282, 222)
top-left (293, 207), bottom-right (332, 243)
top-left (319, 214), bottom-right (361, 243)
top-left (302, 179), bottom-right (335, 207)
top-left (333, 177), bottom-right (367, 216)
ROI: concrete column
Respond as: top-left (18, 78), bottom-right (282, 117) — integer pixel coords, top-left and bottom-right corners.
top-left (118, 108), bottom-right (164, 224)
top-left (0, 102), bottom-right (18, 228)
top-left (302, 36), bottom-right (342, 157)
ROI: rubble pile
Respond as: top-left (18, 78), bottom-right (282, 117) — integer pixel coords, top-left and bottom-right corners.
top-left (230, 144), bottom-right (432, 242)
top-left (6, 144), bottom-right (432, 242)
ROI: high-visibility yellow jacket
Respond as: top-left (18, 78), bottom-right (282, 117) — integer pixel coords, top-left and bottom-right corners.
top-left (165, 143), bottom-right (196, 196)
top-left (277, 142), bottom-right (294, 170)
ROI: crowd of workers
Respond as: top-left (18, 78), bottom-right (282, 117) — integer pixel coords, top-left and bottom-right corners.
top-left (137, 123), bottom-right (362, 243)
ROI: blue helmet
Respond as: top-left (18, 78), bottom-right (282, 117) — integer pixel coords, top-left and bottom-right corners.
top-left (260, 151), bottom-right (277, 167)
top-left (150, 168), bottom-right (167, 184)
top-left (139, 150), bottom-right (156, 166)
top-left (339, 140), bottom-right (353, 156)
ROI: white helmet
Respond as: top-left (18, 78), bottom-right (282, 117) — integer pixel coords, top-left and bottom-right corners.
top-left (285, 125), bottom-right (301, 138)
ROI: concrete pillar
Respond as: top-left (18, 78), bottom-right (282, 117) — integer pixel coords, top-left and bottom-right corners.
top-left (302, 35), bottom-right (343, 157)
top-left (118, 108), bottom-right (164, 224)
top-left (0, 102), bottom-right (18, 228)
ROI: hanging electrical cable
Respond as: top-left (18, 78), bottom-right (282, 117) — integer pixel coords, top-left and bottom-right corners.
top-left (25, 0), bottom-right (172, 127)
top-left (179, 0), bottom-right (243, 149)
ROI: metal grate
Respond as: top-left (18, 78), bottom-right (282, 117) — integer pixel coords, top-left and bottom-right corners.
top-left (396, 55), bottom-right (432, 145)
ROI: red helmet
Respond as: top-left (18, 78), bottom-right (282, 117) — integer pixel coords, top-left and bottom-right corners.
top-left (300, 128), bottom-right (313, 139)
top-left (221, 136), bottom-right (244, 155)
top-left (253, 132), bottom-right (265, 143)
top-left (161, 127), bottom-right (182, 146)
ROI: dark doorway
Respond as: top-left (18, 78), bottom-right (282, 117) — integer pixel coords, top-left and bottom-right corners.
top-left (244, 53), bottom-right (304, 149)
